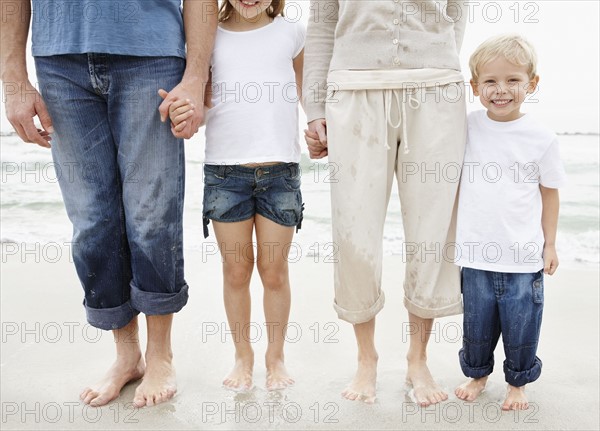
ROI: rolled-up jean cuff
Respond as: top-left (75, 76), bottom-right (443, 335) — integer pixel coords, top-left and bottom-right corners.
top-left (459, 349), bottom-right (494, 378)
top-left (504, 357), bottom-right (542, 387)
top-left (403, 296), bottom-right (463, 319)
top-left (85, 300), bottom-right (139, 330)
top-left (333, 291), bottom-right (385, 324)
top-left (130, 282), bottom-right (189, 316)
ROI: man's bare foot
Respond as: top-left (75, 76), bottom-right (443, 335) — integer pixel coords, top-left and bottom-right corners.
top-left (455, 376), bottom-right (488, 401)
top-left (406, 357), bottom-right (448, 406)
top-left (80, 356), bottom-right (145, 407)
top-left (502, 384), bottom-right (529, 410)
top-left (223, 353), bottom-right (254, 391)
top-left (132, 355), bottom-right (177, 408)
top-left (342, 357), bottom-right (377, 404)
top-left (266, 358), bottom-right (294, 391)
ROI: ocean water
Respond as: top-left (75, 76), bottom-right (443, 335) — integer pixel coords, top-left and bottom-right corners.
top-left (1, 133), bottom-right (598, 268)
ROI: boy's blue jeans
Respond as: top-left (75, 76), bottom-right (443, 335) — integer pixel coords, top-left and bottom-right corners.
top-left (459, 267), bottom-right (544, 387)
top-left (34, 54), bottom-right (189, 330)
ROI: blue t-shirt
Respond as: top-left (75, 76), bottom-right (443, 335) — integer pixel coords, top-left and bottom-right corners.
top-left (31, 0), bottom-right (185, 58)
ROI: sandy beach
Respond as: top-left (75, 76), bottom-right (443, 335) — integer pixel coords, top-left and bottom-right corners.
top-left (1, 247), bottom-right (598, 430)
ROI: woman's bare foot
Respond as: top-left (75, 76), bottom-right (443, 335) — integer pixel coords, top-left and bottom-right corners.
top-left (223, 352), bottom-right (254, 391)
top-left (502, 384), bottom-right (529, 410)
top-left (342, 357), bottom-right (378, 404)
top-left (266, 358), bottom-right (294, 391)
top-left (80, 356), bottom-right (145, 407)
top-left (406, 357), bottom-right (448, 407)
top-left (455, 376), bottom-right (488, 401)
top-left (132, 354), bottom-right (177, 408)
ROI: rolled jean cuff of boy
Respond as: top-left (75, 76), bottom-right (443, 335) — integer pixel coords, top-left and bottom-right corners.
top-left (504, 357), bottom-right (542, 387)
top-left (130, 282), bottom-right (189, 316)
top-left (458, 349), bottom-right (494, 379)
top-left (84, 300), bottom-right (140, 331)
top-left (333, 291), bottom-right (385, 324)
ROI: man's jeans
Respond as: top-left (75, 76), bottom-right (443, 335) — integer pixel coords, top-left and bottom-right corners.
top-left (35, 54), bottom-right (189, 330)
top-left (459, 268), bottom-right (544, 387)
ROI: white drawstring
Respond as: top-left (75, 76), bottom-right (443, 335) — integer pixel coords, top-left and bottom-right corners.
top-left (383, 89), bottom-right (399, 150)
top-left (402, 91), bottom-right (421, 154)
top-left (384, 88), bottom-right (421, 154)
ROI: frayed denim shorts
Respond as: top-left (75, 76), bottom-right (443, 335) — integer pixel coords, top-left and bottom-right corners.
top-left (202, 163), bottom-right (304, 237)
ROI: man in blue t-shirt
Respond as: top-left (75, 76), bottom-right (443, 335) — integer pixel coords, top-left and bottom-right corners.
top-left (1, 0), bottom-right (217, 408)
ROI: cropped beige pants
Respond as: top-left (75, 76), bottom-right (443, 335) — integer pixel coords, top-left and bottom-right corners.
top-left (325, 84), bottom-right (467, 323)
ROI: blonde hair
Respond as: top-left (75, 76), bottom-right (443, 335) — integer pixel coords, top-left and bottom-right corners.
top-left (218, 0), bottom-right (285, 23)
top-left (469, 34), bottom-right (538, 83)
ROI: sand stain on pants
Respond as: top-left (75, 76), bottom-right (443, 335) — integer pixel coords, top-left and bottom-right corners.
top-left (325, 83), bottom-right (467, 323)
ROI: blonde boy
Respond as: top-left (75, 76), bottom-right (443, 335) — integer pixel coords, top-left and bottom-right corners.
top-left (454, 34), bottom-right (567, 410)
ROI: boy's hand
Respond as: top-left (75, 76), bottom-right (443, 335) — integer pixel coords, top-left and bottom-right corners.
top-left (543, 244), bottom-right (559, 275)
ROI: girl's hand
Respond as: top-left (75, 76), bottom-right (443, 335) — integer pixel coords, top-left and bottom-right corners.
top-left (306, 118), bottom-right (328, 159)
top-left (304, 129), bottom-right (328, 159)
top-left (158, 89), bottom-right (198, 137)
top-left (168, 98), bottom-right (195, 133)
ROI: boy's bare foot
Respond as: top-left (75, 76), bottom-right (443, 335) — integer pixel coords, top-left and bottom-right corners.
top-left (223, 353), bottom-right (254, 391)
top-left (80, 355), bottom-right (145, 407)
top-left (455, 376), bottom-right (488, 401)
top-left (266, 358), bottom-right (294, 391)
top-left (406, 358), bottom-right (448, 406)
top-left (502, 384), bottom-right (529, 410)
top-left (341, 357), bottom-right (377, 404)
top-left (132, 355), bottom-right (177, 408)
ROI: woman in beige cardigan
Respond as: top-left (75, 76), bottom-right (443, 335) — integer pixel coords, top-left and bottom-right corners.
top-left (303, 0), bottom-right (468, 405)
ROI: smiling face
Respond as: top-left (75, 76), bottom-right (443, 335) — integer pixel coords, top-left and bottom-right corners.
top-left (228, 0), bottom-right (273, 23)
top-left (471, 56), bottom-right (540, 122)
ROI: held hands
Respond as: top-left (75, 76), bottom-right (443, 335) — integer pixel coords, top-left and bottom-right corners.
top-left (158, 82), bottom-right (203, 139)
top-left (305, 118), bottom-right (328, 159)
top-left (164, 96), bottom-right (196, 135)
top-left (4, 80), bottom-right (53, 148)
top-left (543, 244), bottom-right (559, 275)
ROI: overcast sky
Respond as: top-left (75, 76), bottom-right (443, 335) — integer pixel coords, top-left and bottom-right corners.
top-left (1, 1), bottom-right (598, 134)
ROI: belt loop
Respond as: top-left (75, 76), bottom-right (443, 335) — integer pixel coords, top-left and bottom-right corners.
top-left (217, 164), bottom-right (227, 178)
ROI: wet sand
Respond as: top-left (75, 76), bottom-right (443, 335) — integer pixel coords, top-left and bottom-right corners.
top-left (1, 248), bottom-right (598, 430)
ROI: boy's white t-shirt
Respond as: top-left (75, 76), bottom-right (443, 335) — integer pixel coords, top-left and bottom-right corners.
top-left (204, 17), bottom-right (305, 164)
top-left (455, 110), bottom-right (567, 273)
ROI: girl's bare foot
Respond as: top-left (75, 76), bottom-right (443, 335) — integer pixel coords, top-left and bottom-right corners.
top-left (266, 358), bottom-right (294, 391)
top-left (223, 353), bottom-right (254, 391)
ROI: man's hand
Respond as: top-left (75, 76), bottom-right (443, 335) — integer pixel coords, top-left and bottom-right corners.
top-left (306, 118), bottom-right (328, 159)
top-left (4, 80), bottom-right (53, 148)
top-left (158, 79), bottom-right (204, 139)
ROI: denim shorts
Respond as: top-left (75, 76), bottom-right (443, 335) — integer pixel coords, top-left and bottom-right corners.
top-left (202, 163), bottom-right (304, 237)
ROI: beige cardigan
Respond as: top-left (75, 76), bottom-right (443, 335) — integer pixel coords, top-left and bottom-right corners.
top-left (303, 0), bottom-right (468, 122)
